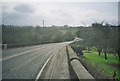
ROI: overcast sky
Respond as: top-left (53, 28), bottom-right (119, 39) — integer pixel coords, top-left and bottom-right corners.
top-left (1, 1), bottom-right (118, 26)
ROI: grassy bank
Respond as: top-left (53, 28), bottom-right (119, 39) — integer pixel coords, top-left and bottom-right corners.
top-left (70, 44), bottom-right (119, 79)
top-left (82, 50), bottom-right (119, 79)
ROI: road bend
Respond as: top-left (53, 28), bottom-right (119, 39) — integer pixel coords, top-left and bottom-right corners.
top-left (2, 41), bottom-right (72, 79)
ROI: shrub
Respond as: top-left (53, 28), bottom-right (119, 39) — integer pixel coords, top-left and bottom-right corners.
top-left (71, 44), bottom-right (83, 56)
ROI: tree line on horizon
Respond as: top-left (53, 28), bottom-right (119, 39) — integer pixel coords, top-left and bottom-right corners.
top-left (1, 23), bottom-right (120, 61)
top-left (2, 24), bottom-right (77, 48)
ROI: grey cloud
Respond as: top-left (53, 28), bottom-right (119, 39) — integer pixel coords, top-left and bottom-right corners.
top-left (2, 2), bottom-right (117, 26)
top-left (14, 4), bottom-right (35, 14)
top-left (2, 11), bottom-right (27, 25)
top-left (3, 12), bottom-right (24, 19)
top-left (2, 4), bottom-right (34, 25)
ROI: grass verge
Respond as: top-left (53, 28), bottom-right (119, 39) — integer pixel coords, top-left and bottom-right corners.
top-left (82, 50), bottom-right (119, 79)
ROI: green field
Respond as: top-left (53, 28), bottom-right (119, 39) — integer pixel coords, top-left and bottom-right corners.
top-left (82, 50), bottom-right (119, 79)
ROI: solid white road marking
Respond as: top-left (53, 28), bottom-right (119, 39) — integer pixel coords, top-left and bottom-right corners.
top-left (35, 51), bottom-right (56, 81)
top-left (2, 47), bottom-right (44, 61)
top-left (35, 46), bottom-right (65, 81)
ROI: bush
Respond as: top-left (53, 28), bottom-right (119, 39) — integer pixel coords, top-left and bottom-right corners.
top-left (70, 44), bottom-right (83, 56)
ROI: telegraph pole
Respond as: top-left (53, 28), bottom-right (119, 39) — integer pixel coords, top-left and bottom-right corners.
top-left (43, 20), bottom-right (44, 27)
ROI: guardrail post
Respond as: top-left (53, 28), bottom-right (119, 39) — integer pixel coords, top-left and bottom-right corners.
top-left (3, 44), bottom-right (7, 49)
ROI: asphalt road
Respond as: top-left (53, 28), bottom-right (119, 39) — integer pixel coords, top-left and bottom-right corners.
top-left (40, 46), bottom-right (70, 79)
top-left (2, 41), bottom-right (72, 79)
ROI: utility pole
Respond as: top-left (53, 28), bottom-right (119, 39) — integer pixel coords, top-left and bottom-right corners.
top-left (43, 20), bottom-right (44, 27)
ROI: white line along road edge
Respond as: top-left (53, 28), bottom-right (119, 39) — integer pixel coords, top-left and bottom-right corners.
top-left (35, 46), bottom-right (65, 81)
